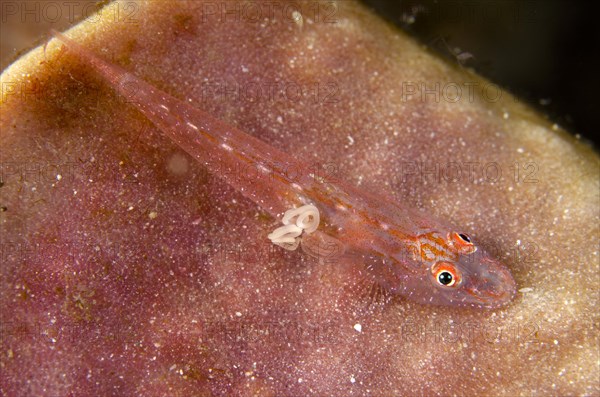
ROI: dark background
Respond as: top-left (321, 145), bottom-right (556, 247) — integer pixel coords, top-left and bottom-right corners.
top-left (361, 0), bottom-right (599, 149)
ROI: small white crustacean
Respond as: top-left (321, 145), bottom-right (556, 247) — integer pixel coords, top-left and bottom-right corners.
top-left (268, 205), bottom-right (320, 250)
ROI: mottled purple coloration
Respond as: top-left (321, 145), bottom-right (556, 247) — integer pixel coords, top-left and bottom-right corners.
top-left (2, 1), bottom-right (598, 395)
top-left (51, 30), bottom-right (516, 309)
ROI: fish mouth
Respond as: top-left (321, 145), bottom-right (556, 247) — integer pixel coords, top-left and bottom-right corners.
top-left (464, 265), bottom-right (517, 309)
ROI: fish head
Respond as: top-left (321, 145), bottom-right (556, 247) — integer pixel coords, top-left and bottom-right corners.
top-left (392, 231), bottom-right (516, 309)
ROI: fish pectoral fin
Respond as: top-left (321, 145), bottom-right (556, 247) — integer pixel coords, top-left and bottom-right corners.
top-left (300, 231), bottom-right (347, 264)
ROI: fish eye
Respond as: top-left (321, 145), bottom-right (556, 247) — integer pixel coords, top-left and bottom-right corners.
top-left (432, 262), bottom-right (462, 288)
top-left (458, 233), bottom-right (471, 243)
top-left (438, 271), bottom-right (454, 286)
top-left (450, 232), bottom-right (477, 254)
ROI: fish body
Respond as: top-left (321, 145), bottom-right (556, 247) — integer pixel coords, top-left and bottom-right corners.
top-left (51, 30), bottom-right (516, 309)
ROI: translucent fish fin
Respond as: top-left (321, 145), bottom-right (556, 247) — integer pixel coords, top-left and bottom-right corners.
top-left (299, 231), bottom-right (347, 265)
top-left (347, 275), bottom-right (392, 316)
top-left (300, 235), bottom-right (403, 316)
top-left (333, 265), bottom-right (393, 318)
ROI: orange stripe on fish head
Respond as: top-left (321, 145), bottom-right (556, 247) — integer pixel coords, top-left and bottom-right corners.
top-left (417, 232), bottom-right (459, 263)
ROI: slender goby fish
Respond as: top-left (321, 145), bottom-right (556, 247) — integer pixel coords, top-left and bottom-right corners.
top-left (50, 30), bottom-right (516, 309)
